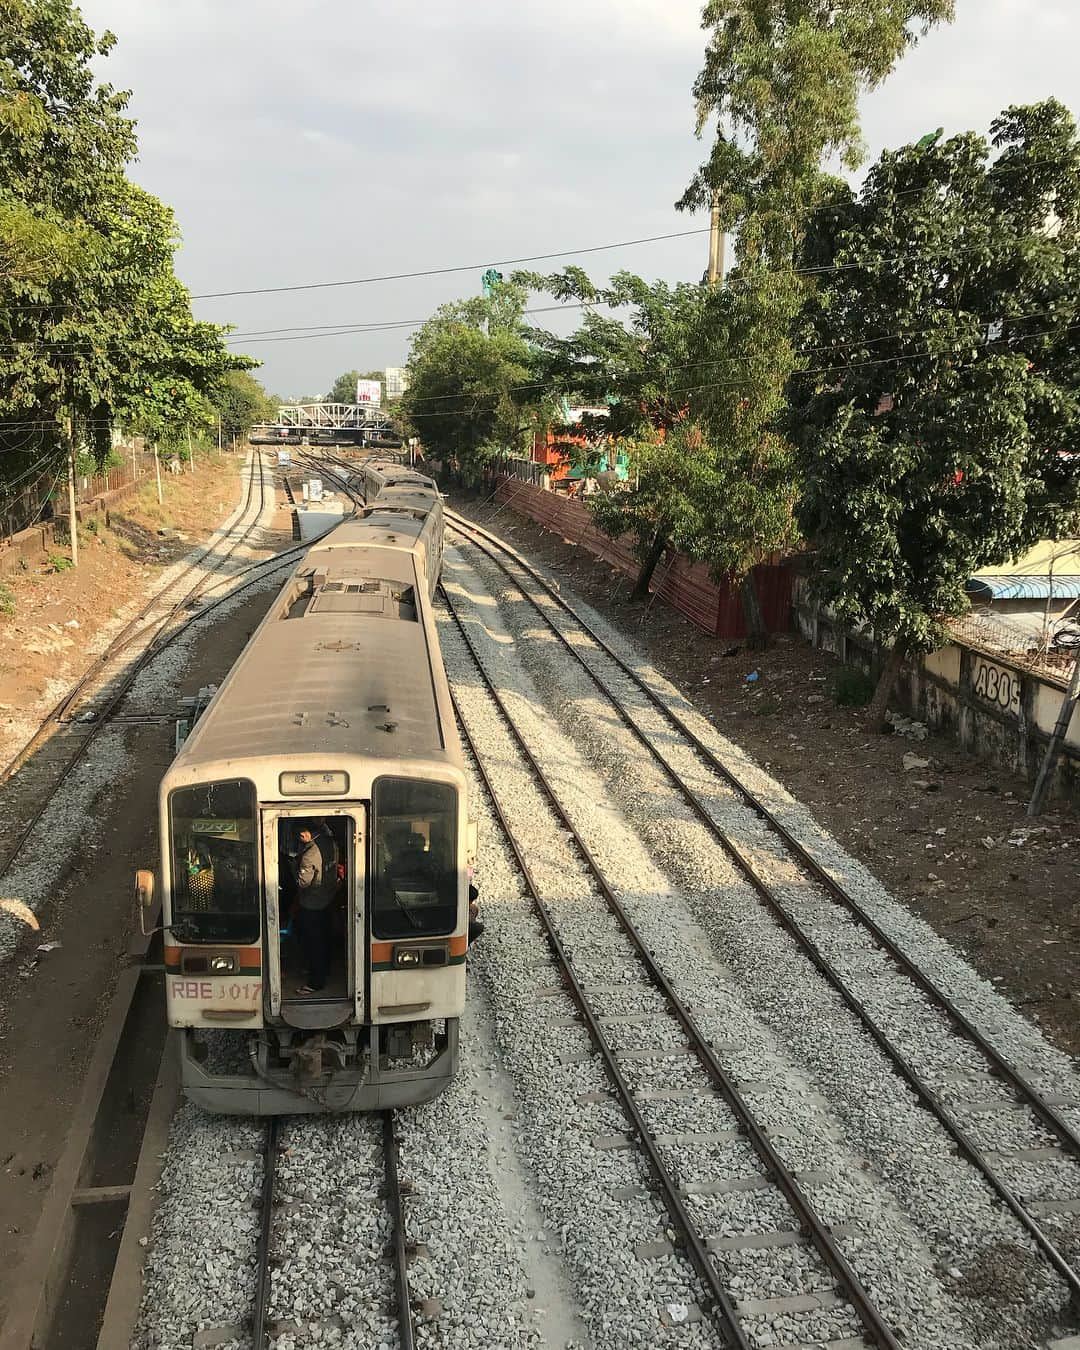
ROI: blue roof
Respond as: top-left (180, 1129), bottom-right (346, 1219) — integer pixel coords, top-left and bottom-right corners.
top-left (967, 575), bottom-right (1080, 601)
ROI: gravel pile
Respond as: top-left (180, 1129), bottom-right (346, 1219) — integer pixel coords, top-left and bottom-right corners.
top-left (447, 535), bottom-right (1080, 1348)
top-left (439, 552), bottom-right (987, 1350)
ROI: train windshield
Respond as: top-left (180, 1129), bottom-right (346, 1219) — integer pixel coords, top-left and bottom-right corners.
top-left (373, 778), bottom-right (457, 938)
top-left (169, 779), bottom-right (260, 943)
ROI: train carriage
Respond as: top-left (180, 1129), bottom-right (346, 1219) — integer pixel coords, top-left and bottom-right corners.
top-left (139, 465), bottom-right (470, 1113)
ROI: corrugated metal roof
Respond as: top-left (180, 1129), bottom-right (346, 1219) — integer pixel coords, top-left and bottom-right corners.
top-left (966, 575), bottom-right (1080, 601)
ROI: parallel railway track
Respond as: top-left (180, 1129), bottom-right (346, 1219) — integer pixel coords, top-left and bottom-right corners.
top-left (276, 451), bottom-right (1080, 1339)
top-left (0, 452), bottom-right (356, 884)
top-left (441, 506), bottom-right (1080, 1312)
top-left (443, 584), bottom-right (901, 1349)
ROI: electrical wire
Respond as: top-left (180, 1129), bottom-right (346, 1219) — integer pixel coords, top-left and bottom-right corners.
top-left (0, 308), bottom-right (1073, 440)
top-left (398, 320), bottom-right (1080, 421)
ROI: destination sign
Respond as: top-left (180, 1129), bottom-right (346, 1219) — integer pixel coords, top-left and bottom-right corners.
top-left (279, 771), bottom-right (350, 796)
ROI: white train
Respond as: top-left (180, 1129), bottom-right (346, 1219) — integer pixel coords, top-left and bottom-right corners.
top-left (136, 462), bottom-right (473, 1113)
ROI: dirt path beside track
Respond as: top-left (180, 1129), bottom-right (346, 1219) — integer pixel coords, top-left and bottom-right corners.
top-left (0, 451), bottom-right (257, 775)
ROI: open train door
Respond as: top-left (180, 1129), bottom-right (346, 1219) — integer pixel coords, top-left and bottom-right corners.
top-left (260, 804), bottom-right (365, 1030)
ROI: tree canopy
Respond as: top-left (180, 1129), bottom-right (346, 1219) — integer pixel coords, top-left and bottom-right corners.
top-left (213, 370), bottom-right (278, 446)
top-left (680, 0), bottom-right (955, 258)
top-left (788, 101), bottom-right (1080, 720)
top-left (0, 0), bottom-right (251, 490)
top-left (401, 282), bottom-right (546, 483)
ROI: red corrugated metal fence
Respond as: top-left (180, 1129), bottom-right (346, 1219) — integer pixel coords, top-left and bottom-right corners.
top-left (490, 475), bottom-right (792, 638)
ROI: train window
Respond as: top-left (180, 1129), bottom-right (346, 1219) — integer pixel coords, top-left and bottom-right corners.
top-left (169, 779), bottom-right (260, 943)
top-left (373, 778), bottom-right (458, 939)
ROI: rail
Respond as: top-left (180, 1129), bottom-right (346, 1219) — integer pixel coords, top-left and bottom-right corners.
top-left (445, 507), bottom-right (1080, 1310)
top-left (443, 587), bottom-right (903, 1350)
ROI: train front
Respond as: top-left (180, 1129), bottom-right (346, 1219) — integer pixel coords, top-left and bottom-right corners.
top-left (153, 753), bottom-right (471, 1113)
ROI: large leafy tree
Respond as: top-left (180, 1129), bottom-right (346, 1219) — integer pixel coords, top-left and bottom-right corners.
top-left (0, 0), bottom-right (248, 499)
top-left (680, 0), bottom-right (955, 257)
top-left (676, 0), bottom-right (955, 640)
top-left (213, 370), bottom-right (277, 447)
top-left (787, 101), bottom-right (1080, 727)
top-left (401, 283), bottom-right (544, 483)
top-left (517, 268), bottom-right (710, 596)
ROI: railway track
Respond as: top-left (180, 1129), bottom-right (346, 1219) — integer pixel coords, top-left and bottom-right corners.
top-left (0, 454), bottom-right (363, 1349)
top-left (252, 1112), bottom-right (416, 1348)
top-left (270, 451), bottom-right (1080, 1341)
top-left (1, 449), bottom-right (265, 786)
top-left (443, 585), bottom-right (902, 1349)
top-left (0, 452), bottom-right (357, 886)
top-left (443, 507), bottom-right (1080, 1313)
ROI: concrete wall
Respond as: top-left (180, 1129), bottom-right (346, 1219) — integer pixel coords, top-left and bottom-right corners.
top-left (793, 578), bottom-right (1080, 803)
top-left (0, 476), bottom-right (143, 578)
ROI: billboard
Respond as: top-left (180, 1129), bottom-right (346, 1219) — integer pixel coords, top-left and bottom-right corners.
top-left (385, 367), bottom-right (409, 399)
top-left (356, 378), bottom-right (382, 407)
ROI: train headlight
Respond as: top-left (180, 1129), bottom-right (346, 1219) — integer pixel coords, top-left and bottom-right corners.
top-left (210, 953), bottom-right (237, 974)
top-left (394, 948), bottom-right (422, 968)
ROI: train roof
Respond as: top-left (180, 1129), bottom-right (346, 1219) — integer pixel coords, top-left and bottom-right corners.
top-left (169, 517), bottom-right (454, 780)
top-left (305, 514), bottom-right (427, 574)
top-left (175, 615), bottom-right (445, 767)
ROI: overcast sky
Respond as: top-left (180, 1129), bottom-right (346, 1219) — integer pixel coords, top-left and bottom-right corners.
top-left (78, 0), bottom-right (1080, 400)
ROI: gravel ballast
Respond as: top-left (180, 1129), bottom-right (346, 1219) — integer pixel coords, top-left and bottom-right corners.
top-left (439, 550), bottom-right (1004, 1350)
top-left (443, 536), bottom-right (1080, 1349)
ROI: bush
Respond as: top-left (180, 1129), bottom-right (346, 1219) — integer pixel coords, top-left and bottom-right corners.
top-left (0, 583), bottom-right (14, 617)
top-left (831, 665), bottom-right (876, 706)
top-left (49, 553), bottom-right (74, 572)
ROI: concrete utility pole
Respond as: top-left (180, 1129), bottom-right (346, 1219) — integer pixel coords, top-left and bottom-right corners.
top-left (1027, 650), bottom-right (1080, 815)
top-left (188, 427), bottom-right (195, 474)
top-left (154, 445), bottom-right (163, 505)
top-left (707, 190), bottom-right (725, 286)
top-left (66, 415), bottom-right (78, 568)
top-left (217, 415), bottom-right (222, 452)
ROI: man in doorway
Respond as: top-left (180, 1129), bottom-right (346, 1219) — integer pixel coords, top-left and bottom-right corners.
top-left (294, 824), bottom-right (331, 994)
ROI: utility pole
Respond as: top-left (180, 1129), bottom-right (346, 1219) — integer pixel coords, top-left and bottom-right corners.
top-left (66, 415), bottom-right (78, 569)
top-left (188, 427), bottom-right (195, 474)
top-left (707, 189), bottom-right (724, 286)
top-left (217, 415), bottom-right (222, 452)
top-left (154, 444), bottom-right (163, 505)
top-left (1027, 650), bottom-right (1080, 815)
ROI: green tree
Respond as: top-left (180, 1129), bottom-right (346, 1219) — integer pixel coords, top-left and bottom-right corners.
top-left (0, 0), bottom-right (250, 489)
top-left (787, 102), bottom-right (1080, 727)
top-left (676, 0), bottom-right (955, 642)
top-left (518, 267), bottom-right (712, 596)
top-left (212, 370), bottom-right (277, 446)
top-left (402, 283), bottom-right (544, 484)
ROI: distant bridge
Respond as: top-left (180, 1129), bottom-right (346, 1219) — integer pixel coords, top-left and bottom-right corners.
top-left (277, 403), bottom-right (388, 430)
top-left (249, 403), bottom-right (401, 449)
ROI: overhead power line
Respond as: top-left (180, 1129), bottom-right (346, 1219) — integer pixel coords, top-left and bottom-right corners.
top-left (189, 230), bottom-right (713, 300)
top-left (398, 320), bottom-right (1080, 420)
top-left (0, 311), bottom-right (1072, 442)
